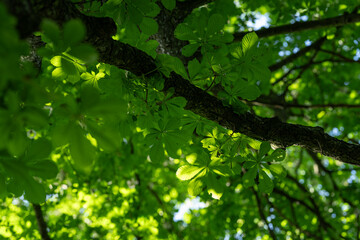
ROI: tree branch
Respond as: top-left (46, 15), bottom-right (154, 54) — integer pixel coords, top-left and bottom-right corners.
top-left (32, 204), bottom-right (51, 240)
top-left (269, 37), bottom-right (326, 72)
top-left (244, 101), bottom-right (360, 110)
top-left (5, 0), bottom-right (360, 166)
top-left (234, 12), bottom-right (360, 41)
top-left (252, 188), bottom-right (277, 240)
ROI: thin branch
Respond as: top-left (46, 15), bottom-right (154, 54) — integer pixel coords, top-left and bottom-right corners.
top-left (269, 37), bottom-right (326, 72)
top-left (244, 101), bottom-right (360, 110)
top-left (319, 48), bottom-right (360, 63)
top-left (32, 204), bottom-right (51, 240)
top-left (147, 184), bottom-right (182, 239)
top-left (272, 188), bottom-right (333, 231)
top-left (252, 189), bottom-right (277, 240)
top-left (264, 196), bottom-right (320, 239)
top-left (234, 12), bottom-right (360, 41)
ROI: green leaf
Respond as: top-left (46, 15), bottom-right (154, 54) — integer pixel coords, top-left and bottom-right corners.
top-left (269, 164), bottom-right (286, 178)
top-left (26, 139), bottom-right (52, 162)
top-left (0, 173), bottom-right (7, 198)
top-left (231, 79), bottom-right (261, 101)
top-left (85, 98), bottom-right (127, 119)
top-left (87, 121), bottom-right (122, 152)
top-left (140, 17), bottom-right (158, 35)
top-left (63, 19), bottom-right (86, 46)
top-left (176, 165), bottom-right (205, 181)
top-left (157, 54), bottom-right (189, 79)
top-left (211, 164), bottom-right (233, 177)
top-left (7, 131), bottom-right (27, 157)
top-left (41, 19), bottom-right (61, 45)
top-left (243, 166), bottom-right (257, 188)
top-left (265, 148), bottom-right (286, 162)
top-left (182, 43), bottom-right (201, 57)
top-left (69, 126), bottom-right (95, 174)
top-left (52, 67), bottom-right (66, 80)
top-left (242, 32), bottom-right (258, 54)
top-left (7, 179), bottom-right (24, 197)
top-left (70, 44), bottom-right (98, 64)
top-left (174, 23), bottom-right (196, 40)
top-left (188, 58), bottom-right (201, 79)
top-left (259, 141), bottom-right (271, 159)
top-left (206, 173), bottom-right (224, 200)
top-left (258, 170), bottom-right (274, 193)
top-left (188, 178), bottom-right (203, 196)
top-left (50, 56), bottom-right (62, 67)
top-left (149, 142), bottom-right (164, 163)
top-left (207, 14), bottom-right (225, 36)
top-left (20, 107), bottom-right (49, 129)
top-left (24, 177), bottom-right (46, 203)
top-left (27, 160), bottom-right (58, 179)
top-left (61, 58), bottom-right (78, 75)
top-left (161, 0), bottom-right (176, 10)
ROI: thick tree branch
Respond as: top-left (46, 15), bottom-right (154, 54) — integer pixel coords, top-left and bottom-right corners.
top-left (5, 0), bottom-right (360, 166)
top-left (32, 204), bottom-right (51, 240)
top-left (234, 12), bottom-right (360, 41)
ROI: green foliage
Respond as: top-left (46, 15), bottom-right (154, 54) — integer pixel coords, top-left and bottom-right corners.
top-left (1, 0), bottom-right (360, 239)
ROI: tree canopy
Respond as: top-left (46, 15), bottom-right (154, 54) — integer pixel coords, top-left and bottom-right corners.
top-left (1, 0), bottom-right (360, 239)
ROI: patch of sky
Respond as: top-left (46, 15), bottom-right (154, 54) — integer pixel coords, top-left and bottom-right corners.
top-left (278, 50), bottom-right (291, 57)
top-left (173, 197), bottom-right (207, 222)
top-left (347, 170), bottom-right (358, 184)
top-left (290, 12), bottom-right (309, 24)
top-left (352, 51), bottom-right (360, 63)
top-left (246, 12), bottom-right (270, 30)
top-left (329, 127), bottom-right (343, 137)
top-left (305, 40), bottom-right (312, 46)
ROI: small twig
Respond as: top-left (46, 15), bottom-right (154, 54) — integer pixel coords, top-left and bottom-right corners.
top-left (32, 204), bottom-right (51, 240)
top-left (252, 188), bottom-right (277, 240)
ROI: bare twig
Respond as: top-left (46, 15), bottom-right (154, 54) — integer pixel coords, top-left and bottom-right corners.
top-left (234, 13), bottom-right (360, 41)
top-left (32, 204), bottom-right (51, 240)
top-left (252, 188), bottom-right (277, 240)
top-left (269, 37), bottom-right (326, 72)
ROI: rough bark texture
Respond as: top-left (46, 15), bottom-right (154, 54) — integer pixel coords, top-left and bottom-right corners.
top-left (4, 0), bottom-right (360, 165)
